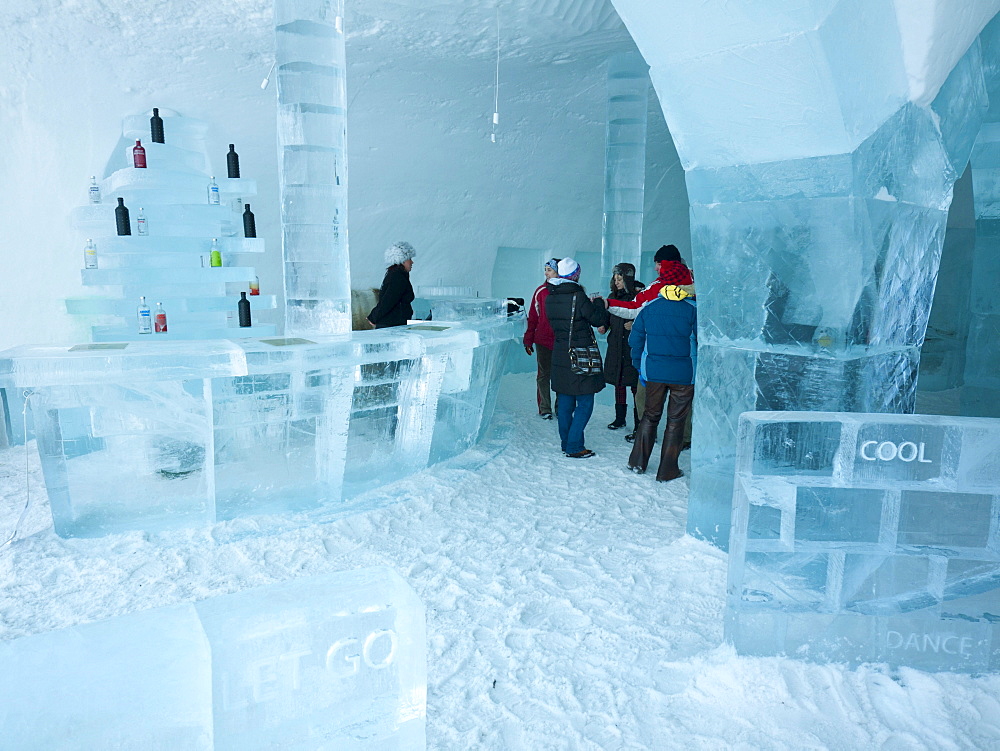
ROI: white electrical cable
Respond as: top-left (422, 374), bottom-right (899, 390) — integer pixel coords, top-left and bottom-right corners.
top-left (492, 4), bottom-right (500, 143)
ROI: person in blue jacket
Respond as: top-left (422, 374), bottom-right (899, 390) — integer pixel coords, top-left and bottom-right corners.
top-left (626, 285), bottom-right (697, 481)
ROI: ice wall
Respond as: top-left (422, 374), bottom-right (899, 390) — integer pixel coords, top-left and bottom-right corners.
top-left (276, 0), bottom-right (351, 337)
top-left (600, 53), bottom-right (649, 282)
top-left (727, 411), bottom-right (1000, 672)
top-left (963, 14), bottom-right (1000, 418)
top-left (611, 0), bottom-right (994, 547)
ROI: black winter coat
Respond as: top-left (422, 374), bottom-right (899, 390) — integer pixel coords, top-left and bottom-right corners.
top-left (545, 281), bottom-right (610, 396)
top-left (603, 282), bottom-right (644, 388)
top-left (368, 264), bottom-right (414, 328)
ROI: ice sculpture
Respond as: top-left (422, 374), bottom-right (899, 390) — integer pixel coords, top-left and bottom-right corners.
top-left (67, 112), bottom-right (276, 341)
top-left (727, 411), bottom-right (1000, 672)
top-left (0, 568), bottom-right (426, 749)
top-left (0, 311), bottom-right (516, 537)
top-left (600, 53), bottom-right (649, 282)
top-left (610, 0), bottom-right (995, 547)
top-left (963, 14), bottom-right (1000, 418)
top-left (276, 0), bottom-right (351, 337)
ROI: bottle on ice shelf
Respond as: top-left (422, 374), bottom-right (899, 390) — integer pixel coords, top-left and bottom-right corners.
top-left (238, 291), bottom-right (252, 328)
top-left (88, 176), bottom-right (101, 204)
top-left (83, 239), bottom-right (98, 270)
top-left (208, 176), bottom-right (220, 205)
top-left (150, 108), bottom-right (164, 143)
top-left (249, 276), bottom-right (260, 296)
top-left (210, 238), bottom-right (222, 267)
top-left (333, 208), bottom-right (340, 243)
top-left (243, 203), bottom-right (256, 238)
top-left (154, 302), bottom-right (167, 333)
top-left (136, 207), bottom-right (148, 236)
top-left (115, 197), bottom-right (131, 236)
top-left (133, 140), bottom-right (146, 168)
top-left (227, 144), bottom-right (240, 178)
top-left (137, 296), bottom-right (152, 334)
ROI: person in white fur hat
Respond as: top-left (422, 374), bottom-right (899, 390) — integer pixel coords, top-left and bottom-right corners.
top-left (368, 241), bottom-right (416, 328)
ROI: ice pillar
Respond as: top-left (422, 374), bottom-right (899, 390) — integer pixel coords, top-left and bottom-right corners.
top-left (601, 53), bottom-right (649, 282)
top-left (610, 0), bottom-right (991, 548)
top-left (963, 15), bottom-right (1000, 417)
top-left (276, 0), bottom-right (351, 337)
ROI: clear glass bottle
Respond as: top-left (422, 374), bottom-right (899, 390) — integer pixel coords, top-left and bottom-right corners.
top-left (137, 296), bottom-right (152, 334)
top-left (154, 302), bottom-right (167, 333)
top-left (88, 176), bottom-right (101, 204)
top-left (210, 238), bottom-right (222, 267)
top-left (208, 176), bottom-right (220, 205)
top-left (83, 239), bottom-right (98, 270)
top-left (136, 207), bottom-right (148, 236)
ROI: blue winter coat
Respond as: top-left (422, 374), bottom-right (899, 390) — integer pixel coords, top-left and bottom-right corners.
top-left (629, 289), bottom-right (697, 385)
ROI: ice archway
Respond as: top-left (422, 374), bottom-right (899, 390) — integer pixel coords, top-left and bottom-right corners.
top-left (610, 0), bottom-right (1000, 547)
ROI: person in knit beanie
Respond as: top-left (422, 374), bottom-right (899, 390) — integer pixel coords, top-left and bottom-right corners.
top-left (368, 241), bottom-right (416, 328)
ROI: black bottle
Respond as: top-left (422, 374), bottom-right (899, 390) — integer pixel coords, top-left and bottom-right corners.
top-left (150, 108), bottom-right (164, 143)
top-left (238, 292), bottom-right (252, 328)
top-left (227, 144), bottom-right (240, 178)
top-left (115, 197), bottom-right (131, 236)
top-left (243, 203), bottom-right (256, 238)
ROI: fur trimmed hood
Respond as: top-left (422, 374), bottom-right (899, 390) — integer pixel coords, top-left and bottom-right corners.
top-left (384, 241), bottom-right (416, 266)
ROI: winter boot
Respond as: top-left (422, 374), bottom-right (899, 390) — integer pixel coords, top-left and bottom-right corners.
top-left (625, 407), bottom-right (640, 442)
top-left (608, 403), bottom-right (628, 430)
top-left (627, 417), bottom-right (659, 473)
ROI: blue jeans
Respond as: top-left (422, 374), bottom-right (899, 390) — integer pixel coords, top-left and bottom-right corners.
top-left (556, 393), bottom-right (595, 454)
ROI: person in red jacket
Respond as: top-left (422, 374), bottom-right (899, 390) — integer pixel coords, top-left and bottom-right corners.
top-left (524, 258), bottom-right (560, 419)
top-left (606, 245), bottom-right (693, 320)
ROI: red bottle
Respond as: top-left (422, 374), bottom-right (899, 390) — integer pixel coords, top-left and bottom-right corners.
top-left (133, 139), bottom-right (147, 168)
top-left (154, 302), bottom-right (167, 333)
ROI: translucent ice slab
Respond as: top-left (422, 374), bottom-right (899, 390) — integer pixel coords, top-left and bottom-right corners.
top-left (0, 318), bottom-right (519, 537)
top-left (726, 411), bottom-right (1000, 672)
top-left (0, 568), bottom-right (426, 749)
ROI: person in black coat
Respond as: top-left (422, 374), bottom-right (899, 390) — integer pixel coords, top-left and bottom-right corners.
top-left (545, 258), bottom-right (609, 458)
top-left (368, 241), bottom-right (416, 328)
top-left (600, 263), bottom-right (644, 430)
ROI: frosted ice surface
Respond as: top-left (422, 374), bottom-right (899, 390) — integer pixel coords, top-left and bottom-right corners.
top-left (0, 568), bottom-right (425, 749)
top-left (0, 317), bottom-right (518, 537)
top-left (0, 604), bottom-right (213, 749)
top-left (197, 568), bottom-right (426, 750)
top-left (727, 411), bottom-right (1000, 672)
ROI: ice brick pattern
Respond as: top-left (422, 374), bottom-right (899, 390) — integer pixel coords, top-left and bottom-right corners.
top-left (0, 316), bottom-right (518, 538)
top-left (0, 568), bottom-right (426, 750)
top-left (600, 52), bottom-right (648, 282)
top-left (726, 411), bottom-right (1000, 672)
top-left (276, 0), bottom-right (352, 337)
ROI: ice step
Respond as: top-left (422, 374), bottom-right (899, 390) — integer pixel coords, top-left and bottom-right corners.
top-left (91, 323), bottom-right (278, 342)
top-left (76, 237), bottom-right (264, 255)
top-left (119, 141), bottom-right (208, 173)
top-left (82, 267), bottom-right (256, 285)
top-left (101, 169), bottom-right (257, 205)
top-left (123, 112), bottom-right (210, 145)
top-left (72, 204), bottom-right (235, 238)
top-left (67, 295), bottom-right (277, 316)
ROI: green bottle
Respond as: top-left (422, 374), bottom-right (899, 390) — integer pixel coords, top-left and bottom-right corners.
top-left (210, 238), bottom-right (222, 267)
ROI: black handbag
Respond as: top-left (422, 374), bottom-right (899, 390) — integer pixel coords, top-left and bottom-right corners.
top-left (568, 293), bottom-right (603, 376)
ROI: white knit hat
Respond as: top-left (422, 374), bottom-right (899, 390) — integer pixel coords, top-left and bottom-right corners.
top-left (385, 241), bottom-right (416, 266)
top-left (557, 257), bottom-right (581, 280)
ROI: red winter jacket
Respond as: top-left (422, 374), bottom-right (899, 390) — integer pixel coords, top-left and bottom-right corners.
top-left (607, 260), bottom-right (693, 315)
top-left (524, 282), bottom-right (555, 350)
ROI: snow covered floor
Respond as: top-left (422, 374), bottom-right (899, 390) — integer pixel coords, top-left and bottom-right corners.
top-left (2, 373), bottom-right (1000, 749)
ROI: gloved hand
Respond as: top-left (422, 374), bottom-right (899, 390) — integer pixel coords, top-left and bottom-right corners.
top-left (525, 344), bottom-right (534, 356)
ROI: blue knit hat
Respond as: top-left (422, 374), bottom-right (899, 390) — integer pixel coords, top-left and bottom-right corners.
top-left (557, 257), bottom-right (581, 281)
top-left (545, 258), bottom-right (559, 272)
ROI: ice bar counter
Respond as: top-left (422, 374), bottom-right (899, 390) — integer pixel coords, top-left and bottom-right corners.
top-left (0, 316), bottom-right (517, 538)
top-left (726, 411), bottom-right (1000, 672)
